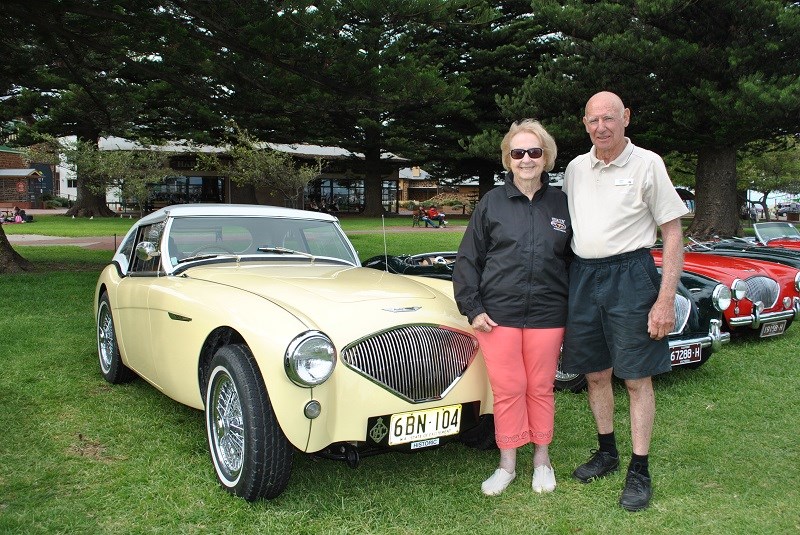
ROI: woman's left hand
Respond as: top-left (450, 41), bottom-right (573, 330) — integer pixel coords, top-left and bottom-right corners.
top-left (472, 313), bottom-right (498, 333)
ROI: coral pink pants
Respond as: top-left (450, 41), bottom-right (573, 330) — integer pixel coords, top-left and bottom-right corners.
top-left (475, 326), bottom-right (564, 449)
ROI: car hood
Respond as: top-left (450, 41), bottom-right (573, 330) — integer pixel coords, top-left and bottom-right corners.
top-left (181, 262), bottom-right (466, 336)
top-left (652, 250), bottom-right (767, 281)
top-left (700, 245), bottom-right (800, 270)
top-left (185, 262), bottom-right (440, 303)
top-left (762, 239), bottom-right (800, 249)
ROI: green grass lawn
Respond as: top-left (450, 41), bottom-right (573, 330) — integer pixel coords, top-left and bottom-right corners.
top-left (1, 232), bottom-right (798, 534)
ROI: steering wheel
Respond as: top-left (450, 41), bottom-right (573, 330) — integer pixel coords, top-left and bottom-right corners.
top-left (188, 244), bottom-right (236, 256)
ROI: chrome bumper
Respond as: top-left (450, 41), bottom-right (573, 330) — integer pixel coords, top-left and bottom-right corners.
top-left (727, 298), bottom-right (800, 329)
top-left (669, 319), bottom-right (730, 353)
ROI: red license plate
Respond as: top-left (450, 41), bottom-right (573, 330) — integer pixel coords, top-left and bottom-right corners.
top-left (760, 320), bottom-right (786, 338)
top-left (670, 342), bottom-right (702, 366)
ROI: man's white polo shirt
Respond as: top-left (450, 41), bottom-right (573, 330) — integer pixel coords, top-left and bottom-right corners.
top-left (563, 138), bottom-right (689, 259)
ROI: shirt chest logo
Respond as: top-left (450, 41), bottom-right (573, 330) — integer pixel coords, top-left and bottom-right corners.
top-left (550, 217), bottom-right (567, 233)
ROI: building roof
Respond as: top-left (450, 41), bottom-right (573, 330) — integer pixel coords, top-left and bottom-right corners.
top-left (398, 167), bottom-right (432, 181)
top-left (263, 142), bottom-right (408, 162)
top-left (94, 136), bottom-right (408, 161)
top-left (0, 168), bottom-right (42, 178)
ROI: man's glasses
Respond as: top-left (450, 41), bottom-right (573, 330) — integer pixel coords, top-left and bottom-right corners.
top-left (509, 148), bottom-right (544, 159)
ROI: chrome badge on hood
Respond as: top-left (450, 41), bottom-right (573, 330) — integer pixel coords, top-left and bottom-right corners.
top-left (381, 306), bottom-right (422, 313)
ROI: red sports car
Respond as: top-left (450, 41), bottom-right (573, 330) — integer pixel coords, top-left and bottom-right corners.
top-left (651, 250), bottom-right (800, 338)
top-left (753, 221), bottom-right (800, 249)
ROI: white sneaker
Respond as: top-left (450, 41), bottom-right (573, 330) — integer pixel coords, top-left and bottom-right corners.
top-left (481, 468), bottom-right (516, 496)
top-left (532, 465), bottom-right (557, 493)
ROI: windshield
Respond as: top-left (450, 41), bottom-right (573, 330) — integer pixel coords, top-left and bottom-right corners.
top-left (165, 215), bottom-right (358, 267)
top-left (754, 222), bottom-right (800, 244)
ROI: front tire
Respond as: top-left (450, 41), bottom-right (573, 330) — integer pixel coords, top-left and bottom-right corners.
top-left (205, 344), bottom-right (292, 501)
top-left (96, 292), bottom-right (134, 384)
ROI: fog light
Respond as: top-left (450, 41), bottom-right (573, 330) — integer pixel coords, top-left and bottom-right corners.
top-left (784, 296), bottom-right (792, 309)
top-left (304, 400), bottom-right (322, 419)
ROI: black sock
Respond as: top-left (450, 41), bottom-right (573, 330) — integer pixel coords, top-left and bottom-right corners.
top-left (629, 454), bottom-right (649, 477)
top-left (598, 432), bottom-right (618, 458)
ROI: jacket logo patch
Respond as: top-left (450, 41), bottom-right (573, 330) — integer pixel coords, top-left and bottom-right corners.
top-left (550, 218), bottom-right (567, 233)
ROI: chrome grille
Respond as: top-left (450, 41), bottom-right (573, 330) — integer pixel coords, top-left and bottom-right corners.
top-left (745, 276), bottom-right (779, 308)
top-left (341, 325), bottom-right (479, 403)
top-left (670, 294), bottom-right (691, 335)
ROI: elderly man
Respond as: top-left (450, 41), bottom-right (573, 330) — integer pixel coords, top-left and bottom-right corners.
top-left (562, 91), bottom-right (689, 511)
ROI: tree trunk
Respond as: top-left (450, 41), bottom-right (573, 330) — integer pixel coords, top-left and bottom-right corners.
top-left (64, 182), bottom-right (116, 218)
top-left (478, 167), bottom-right (496, 199)
top-left (686, 146), bottom-right (742, 240)
top-left (361, 126), bottom-right (384, 217)
top-left (65, 126), bottom-right (117, 218)
top-left (0, 227), bottom-right (34, 273)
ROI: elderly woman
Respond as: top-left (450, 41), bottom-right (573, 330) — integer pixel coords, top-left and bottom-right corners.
top-left (453, 119), bottom-right (572, 495)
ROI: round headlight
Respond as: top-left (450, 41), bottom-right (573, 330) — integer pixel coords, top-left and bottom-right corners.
top-left (285, 331), bottom-right (336, 387)
top-left (712, 284), bottom-right (732, 311)
top-left (731, 278), bottom-right (747, 300)
top-left (794, 271), bottom-right (800, 292)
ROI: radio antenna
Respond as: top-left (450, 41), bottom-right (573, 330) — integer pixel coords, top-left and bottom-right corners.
top-left (381, 214), bottom-right (388, 272)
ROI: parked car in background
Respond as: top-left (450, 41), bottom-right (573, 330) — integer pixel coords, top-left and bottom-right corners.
top-left (363, 252), bottom-right (732, 392)
top-left (651, 250), bottom-right (800, 339)
top-left (687, 236), bottom-right (800, 270)
top-left (753, 221), bottom-right (800, 249)
top-left (775, 202), bottom-right (800, 217)
top-left (95, 205), bottom-right (495, 501)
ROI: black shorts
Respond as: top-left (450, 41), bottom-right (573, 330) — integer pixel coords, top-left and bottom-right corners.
top-left (562, 248), bottom-right (671, 380)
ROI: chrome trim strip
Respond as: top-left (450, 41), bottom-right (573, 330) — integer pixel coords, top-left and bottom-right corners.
top-left (728, 308), bottom-right (797, 328)
top-left (669, 319), bottom-right (730, 352)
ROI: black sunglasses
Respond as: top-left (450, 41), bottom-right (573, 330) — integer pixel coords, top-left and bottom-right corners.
top-left (509, 148), bottom-right (544, 159)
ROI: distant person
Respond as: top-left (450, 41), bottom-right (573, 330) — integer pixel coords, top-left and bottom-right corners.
top-left (453, 119), bottom-right (572, 496)
top-left (418, 206), bottom-right (438, 228)
top-left (562, 91), bottom-right (689, 512)
top-left (3, 206), bottom-right (20, 222)
top-left (427, 205), bottom-right (447, 227)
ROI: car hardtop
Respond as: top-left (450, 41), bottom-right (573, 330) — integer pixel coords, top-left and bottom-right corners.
top-left (136, 203), bottom-right (340, 227)
top-left (114, 203), bottom-right (356, 275)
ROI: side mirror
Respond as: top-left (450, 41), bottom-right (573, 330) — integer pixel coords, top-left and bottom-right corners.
top-left (135, 241), bottom-right (161, 262)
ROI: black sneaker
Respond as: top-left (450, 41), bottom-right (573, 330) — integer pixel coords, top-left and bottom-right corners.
top-left (572, 449), bottom-right (619, 483)
top-left (619, 470), bottom-right (652, 512)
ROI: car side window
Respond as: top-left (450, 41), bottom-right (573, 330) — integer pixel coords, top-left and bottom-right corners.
top-left (129, 222), bottom-right (165, 274)
top-left (112, 230), bottom-right (138, 274)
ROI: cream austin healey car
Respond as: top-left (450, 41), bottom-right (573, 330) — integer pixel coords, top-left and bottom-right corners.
top-left (94, 204), bottom-right (493, 501)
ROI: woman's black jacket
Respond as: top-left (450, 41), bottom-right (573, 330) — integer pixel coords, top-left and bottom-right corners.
top-left (453, 173), bottom-right (573, 328)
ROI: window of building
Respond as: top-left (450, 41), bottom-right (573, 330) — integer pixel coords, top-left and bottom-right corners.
top-left (148, 176), bottom-right (224, 208)
top-left (305, 178), bottom-right (398, 213)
